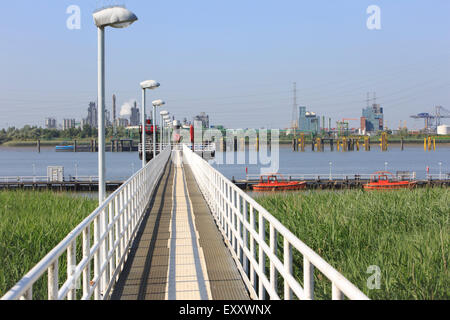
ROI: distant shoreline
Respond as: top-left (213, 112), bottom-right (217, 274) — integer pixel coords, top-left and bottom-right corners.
top-left (2, 139), bottom-right (450, 148)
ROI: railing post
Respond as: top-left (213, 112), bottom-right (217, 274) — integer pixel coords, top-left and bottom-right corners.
top-left (283, 238), bottom-right (293, 300)
top-left (67, 239), bottom-right (77, 300)
top-left (270, 224), bottom-right (277, 299)
top-left (231, 190), bottom-right (236, 254)
top-left (48, 261), bottom-right (59, 300)
top-left (249, 205), bottom-right (256, 288)
top-left (108, 201), bottom-right (115, 283)
top-left (94, 215), bottom-right (101, 300)
top-left (82, 226), bottom-right (90, 298)
top-left (119, 190), bottom-right (125, 264)
top-left (332, 282), bottom-right (344, 300)
top-left (101, 208), bottom-right (108, 297)
top-left (258, 212), bottom-right (266, 299)
top-left (243, 198), bottom-right (249, 276)
top-left (303, 256), bottom-right (314, 300)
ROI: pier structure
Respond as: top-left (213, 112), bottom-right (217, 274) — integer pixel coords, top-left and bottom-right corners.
top-left (2, 143), bottom-right (369, 301)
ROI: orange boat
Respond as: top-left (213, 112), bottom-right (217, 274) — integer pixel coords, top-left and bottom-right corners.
top-left (253, 174), bottom-right (307, 192)
top-left (363, 171), bottom-right (416, 190)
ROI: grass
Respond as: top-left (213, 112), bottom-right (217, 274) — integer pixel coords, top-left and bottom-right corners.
top-left (255, 188), bottom-right (449, 300)
top-left (0, 190), bottom-right (97, 299)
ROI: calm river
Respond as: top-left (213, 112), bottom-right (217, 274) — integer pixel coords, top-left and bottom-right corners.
top-left (0, 144), bottom-right (448, 181)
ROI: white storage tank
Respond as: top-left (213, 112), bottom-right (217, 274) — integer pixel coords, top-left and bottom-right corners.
top-left (437, 125), bottom-right (450, 135)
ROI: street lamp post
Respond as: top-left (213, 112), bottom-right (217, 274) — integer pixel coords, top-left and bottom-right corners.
top-left (439, 162), bottom-right (442, 180)
top-left (160, 110), bottom-right (169, 146)
top-left (93, 5), bottom-right (137, 300)
top-left (385, 162), bottom-right (388, 172)
top-left (140, 80), bottom-right (160, 168)
top-left (164, 115), bottom-right (171, 147)
top-left (165, 119), bottom-right (172, 147)
top-left (93, 6), bottom-right (137, 205)
top-left (152, 100), bottom-right (165, 158)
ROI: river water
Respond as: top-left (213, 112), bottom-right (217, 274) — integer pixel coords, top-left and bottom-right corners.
top-left (0, 144), bottom-right (448, 181)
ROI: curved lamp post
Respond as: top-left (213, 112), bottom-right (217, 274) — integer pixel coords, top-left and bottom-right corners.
top-left (93, 6), bottom-right (137, 205)
top-left (164, 118), bottom-right (172, 147)
top-left (140, 80), bottom-right (160, 168)
top-left (92, 5), bottom-right (137, 300)
top-left (160, 110), bottom-right (169, 146)
top-left (163, 115), bottom-right (171, 146)
top-left (152, 100), bottom-right (165, 158)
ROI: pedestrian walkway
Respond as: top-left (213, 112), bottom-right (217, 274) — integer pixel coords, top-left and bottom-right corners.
top-left (111, 152), bottom-right (249, 300)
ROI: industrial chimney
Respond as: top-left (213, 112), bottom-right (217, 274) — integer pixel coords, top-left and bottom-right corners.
top-left (112, 94), bottom-right (117, 126)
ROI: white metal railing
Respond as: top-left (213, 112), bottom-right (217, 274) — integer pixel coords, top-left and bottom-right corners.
top-left (1, 148), bottom-right (171, 300)
top-left (138, 142), bottom-right (171, 153)
top-left (0, 176), bottom-right (101, 184)
top-left (182, 145), bottom-right (369, 300)
top-left (426, 173), bottom-right (450, 180)
top-left (0, 176), bottom-right (136, 184)
top-left (171, 143), bottom-right (216, 152)
top-left (245, 172), bottom-right (417, 181)
top-left (138, 142), bottom-right (217, 153)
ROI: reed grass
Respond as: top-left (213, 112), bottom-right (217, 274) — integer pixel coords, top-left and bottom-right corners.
top-left (255, 188), bottom-right (449, 300)
top-left (0, 190), bottom-right (97, 299)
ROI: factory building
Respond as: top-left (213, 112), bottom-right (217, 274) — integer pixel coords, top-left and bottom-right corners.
top-left (84, 102), bottom-right (98, 128)
top-left (298, 106), bottom-right (320, 133)
top-left (116, 118), bottom-right (129, 127)
top-left (129, 102), bottom-right (140, 126)
top-left (362, 104), bottom-right (384, 133)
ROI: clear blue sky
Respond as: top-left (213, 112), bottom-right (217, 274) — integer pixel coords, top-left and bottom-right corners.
top-left (0, 0), bottom-right (449, 129)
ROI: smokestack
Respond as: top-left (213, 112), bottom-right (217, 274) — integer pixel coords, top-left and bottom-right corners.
top-left (112, 94), bottom-right (116, 125)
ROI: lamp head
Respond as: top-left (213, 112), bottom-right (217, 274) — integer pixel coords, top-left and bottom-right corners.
top-left (160, 110), bottom-right (169, 116)
top-left (140, 80), bottom-right (160, 90)
top-left (93, 6), bottom-right (138, 28)
top-left (152, 99), bottom-right (165, 107)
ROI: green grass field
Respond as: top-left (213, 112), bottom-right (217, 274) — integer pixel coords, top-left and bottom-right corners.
top-left (255, 188), bottom-right (449, 300)
top-left (0, 191), bottom-right (97, 299)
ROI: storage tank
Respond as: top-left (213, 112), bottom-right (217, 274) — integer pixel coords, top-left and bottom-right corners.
top-left (437, 125), bottom-right (450, 135)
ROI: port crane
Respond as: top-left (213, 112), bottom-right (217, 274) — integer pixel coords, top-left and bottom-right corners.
top-left (410, 106), bottom-right (450, 132)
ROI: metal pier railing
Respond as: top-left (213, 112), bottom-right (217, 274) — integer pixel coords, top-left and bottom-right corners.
top-left (183, 145), bottom-right (369, 300)
top-left (1, 148), bottom-right (171, 300)
top-left (2, 143), bottom-right (369, 300)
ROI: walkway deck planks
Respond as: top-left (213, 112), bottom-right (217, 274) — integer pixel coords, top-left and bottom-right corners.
top-left (111, 155), bottom-right (249, 300)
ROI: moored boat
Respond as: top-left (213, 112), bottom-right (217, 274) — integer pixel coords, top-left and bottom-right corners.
top-left (55, 145), bottom-right (75, 152)
top-left (363, 171), bottom-right (416, 190)
top-left (253, 174), bottom-right (307, 192)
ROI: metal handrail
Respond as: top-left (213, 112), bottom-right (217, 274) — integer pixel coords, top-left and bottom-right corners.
top-left (0, 176), bottom-right (103, 183)
top-left (1, 148), bottom-right (171, 300)
top-left (182, 145), bottom-right (369, 300)
top-left (426, 173), bottom-right (450, 180)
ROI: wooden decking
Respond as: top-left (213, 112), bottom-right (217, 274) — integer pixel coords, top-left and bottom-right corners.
top-left (110, 153), bottom-right (249, 300)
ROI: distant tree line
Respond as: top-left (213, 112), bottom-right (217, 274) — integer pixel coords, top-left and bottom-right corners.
top-left (0, 125), bottom-right (132, 145)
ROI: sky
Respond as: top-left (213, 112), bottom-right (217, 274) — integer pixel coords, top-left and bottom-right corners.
top-left (0, 0), bottom-right (449, 130)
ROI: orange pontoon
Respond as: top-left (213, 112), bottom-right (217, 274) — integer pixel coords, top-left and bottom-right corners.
top-left (363, 171), bottom-right (416, 190)
top-left (253, 174), bottom-right (307, 192)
